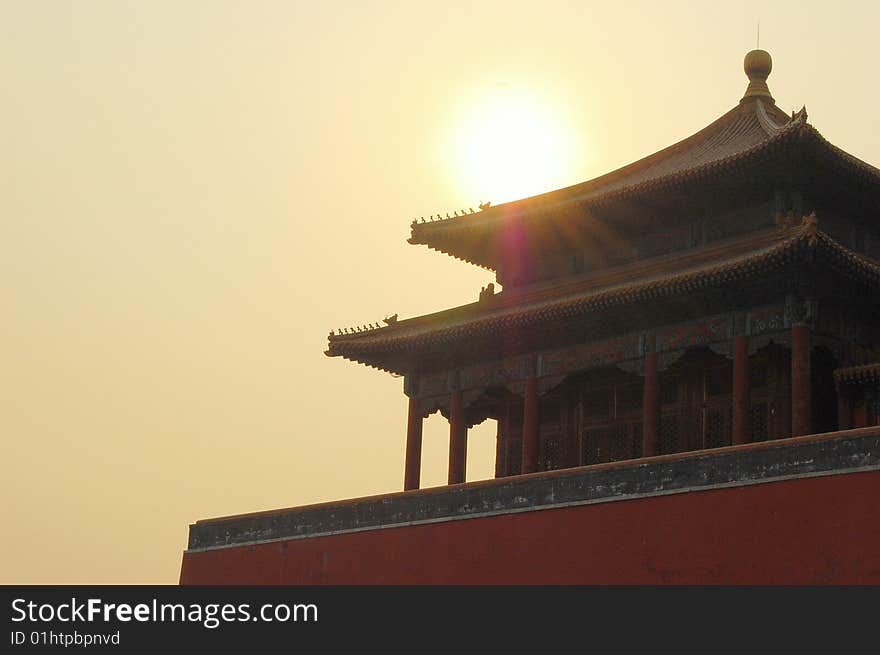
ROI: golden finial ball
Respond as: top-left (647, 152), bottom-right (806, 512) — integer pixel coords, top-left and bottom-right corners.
top-left (744, 49), bottom-right (772, 80)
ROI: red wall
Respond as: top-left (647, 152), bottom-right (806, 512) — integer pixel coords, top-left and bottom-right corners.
top-left (180, 470), bottom-right (880, 584)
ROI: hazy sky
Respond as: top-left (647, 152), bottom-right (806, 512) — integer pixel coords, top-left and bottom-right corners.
top-left (3, 1), bottom-right (879, 583)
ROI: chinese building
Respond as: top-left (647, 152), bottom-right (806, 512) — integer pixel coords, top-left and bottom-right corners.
top-left (180, 51), bottom-right (880, 584)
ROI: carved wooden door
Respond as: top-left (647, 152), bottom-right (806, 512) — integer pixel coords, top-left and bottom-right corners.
top-left (680, 366), bottom-right (705, 452)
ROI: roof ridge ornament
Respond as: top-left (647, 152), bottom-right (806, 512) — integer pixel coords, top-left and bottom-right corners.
top-left (790, 105), bottom-right (808, 123)
top-left (802, 211), bottom-right (820, 247)
top-left (741, 49), bottom-right (775, 104)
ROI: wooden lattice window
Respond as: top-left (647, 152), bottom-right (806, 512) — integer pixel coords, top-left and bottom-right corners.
top-left (703, 363), bottom-right (732, 449)
top-left (582, 424), bottom-right (639, 464)
top-left (749, 344), bottom-right (791, 441)
top-left (658, 354), bottom-right (732, 453)
top-left (631, 421), bottom-right (644, 459)
top-left (659, 413), bottom-right (680, 455)
top-left (868, 390), bottom-right (880, 426)
top-left (580, 376), bottom-right (643, 465)
top-left (705, 406), bottom-right (732, 449)
top-left (606, 424), bottom-right (632, 462)
top-left (539, 436), bottom-right (562, 471)
top-left (582, 428), bottom-right (600, 464)
top-left (680, 406), bottom-right (705, 452)
top-left (751, 402), bottom-right (769, 442)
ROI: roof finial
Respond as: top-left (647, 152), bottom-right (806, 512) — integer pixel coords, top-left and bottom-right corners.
top-left (756, 21), bottom-right (760, 49)
top-left (742, 48), bottom-right (774, 104)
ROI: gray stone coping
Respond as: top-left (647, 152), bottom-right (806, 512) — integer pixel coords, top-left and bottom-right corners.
top-left (187, 427), bottom-right (880, 552)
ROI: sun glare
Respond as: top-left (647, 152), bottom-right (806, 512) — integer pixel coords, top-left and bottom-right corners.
top-left (452, 87), bottom-right (574, 205)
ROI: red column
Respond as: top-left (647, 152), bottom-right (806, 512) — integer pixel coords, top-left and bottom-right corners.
top-left (521, 377), bottom-right (539, 474)
top-left (642, 351), bottom-right (659, 457)
top-left (404, 397), bottom-right (423, 491)
top-left (791, 324), bottom-right (812, 437)
top-left (853, 403), bottom-right (868, 428)
top-left (494, 396), bottom-right (508, 479)
top-left (494, 428), bottom-right (504, 479)
top-left (836, 383), bottom-right (852, 431)
top-left (732, 336), bottom-right (751, 445)
top-left (448, 390), bottom-right (467, 484)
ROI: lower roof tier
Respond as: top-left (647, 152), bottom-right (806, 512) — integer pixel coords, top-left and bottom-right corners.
top-left (326, 216), bottom-right (880, 375)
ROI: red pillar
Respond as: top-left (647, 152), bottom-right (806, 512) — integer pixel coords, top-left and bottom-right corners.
top-left (404, 397), bottom-right (423, 491)
top-left (642, 351), bottom-right (659, 457)
top-left (836, 383), bottom-right (852, 431)
top-left (791, 323), bottom-right (812, 437)
top-left (494, 428), bottom-right (504, 479)
top-left (494, 396), bottom-right (508, 479)
top-left (448, 390), bottom-right (467, 484)
top-left (732, 335), bottom-right (751, 445)
top-left (853, 403), bottom-right (868, 428)
top-left (521, 377), bottom-right (539, 474)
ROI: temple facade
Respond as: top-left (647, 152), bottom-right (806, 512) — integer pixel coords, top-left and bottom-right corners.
top-left (326, 49), bottom-right (880, 489)
top-left (181, 50), bottom-right (880, 585)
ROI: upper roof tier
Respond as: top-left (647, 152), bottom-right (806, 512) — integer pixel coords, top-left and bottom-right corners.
top-left (408, 50), bottom-right (880, 272)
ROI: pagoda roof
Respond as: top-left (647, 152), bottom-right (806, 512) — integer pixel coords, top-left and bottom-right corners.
top-left (409, 52), bottom-right (880, 270)
top-left (326, 218), bottom-right (880, 374)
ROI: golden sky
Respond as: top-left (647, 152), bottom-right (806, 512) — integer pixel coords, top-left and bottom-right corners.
top-left (2, 1), bottom-right (879, 583)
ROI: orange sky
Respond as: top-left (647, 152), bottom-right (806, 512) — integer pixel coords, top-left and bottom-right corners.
top-left (2, 1), bottom-right (879, 583)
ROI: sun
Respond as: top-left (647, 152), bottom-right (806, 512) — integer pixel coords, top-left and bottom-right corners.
top-left (451, 86), bottom-right (574, 205)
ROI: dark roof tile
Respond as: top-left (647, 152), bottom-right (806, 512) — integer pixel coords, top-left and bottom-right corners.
top-left (328, 220), bottom-right (880, 372)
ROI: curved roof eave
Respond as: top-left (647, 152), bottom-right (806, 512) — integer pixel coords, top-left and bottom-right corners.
top-left (328, 219), bottom-right (880, 372)
top-left (409, 107), bottom-right (880, 269)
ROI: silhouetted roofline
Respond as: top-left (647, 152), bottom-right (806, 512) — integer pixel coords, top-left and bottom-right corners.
top-left (328, 218), bottom-right (880, 373)
top-left (407, 53), bottom-right (880, 270)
